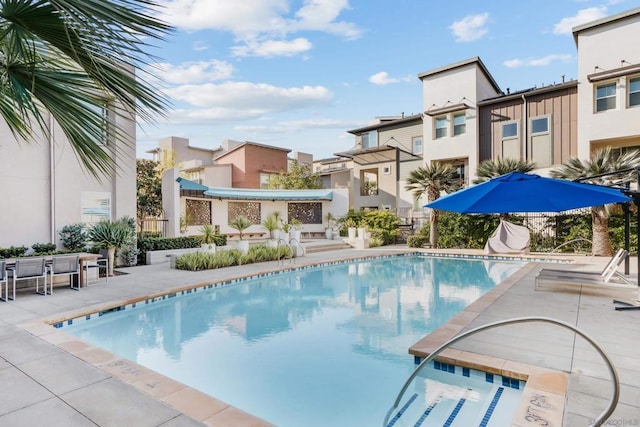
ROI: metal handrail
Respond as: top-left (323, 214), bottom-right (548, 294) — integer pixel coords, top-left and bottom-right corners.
top-left (543, 238), bottom-right (594, 263)
top-left (288, 237), bottom-right (305, 258)
top-left (382, 316), bottom-right (619, 427)
top-left (276, 238), bottom-right (291, 265)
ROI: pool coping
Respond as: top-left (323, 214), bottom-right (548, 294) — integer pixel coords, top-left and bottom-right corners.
top-left (18, 252), bottom-right (569, 427)
top-left (409, 262), bottom-right (568, 426)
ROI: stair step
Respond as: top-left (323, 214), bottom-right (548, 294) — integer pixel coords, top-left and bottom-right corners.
top-left (304, 243), bottom-right (352, 253)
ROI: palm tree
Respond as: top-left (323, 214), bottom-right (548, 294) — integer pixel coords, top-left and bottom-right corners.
top-left (0, 1), bottom-right (172, 177)
top-left (551, 147), bottom-right (640, 256)
top-left (474, 158), bottom-right (536, 184)
top-left (405, 163), bottom-right (461, 248)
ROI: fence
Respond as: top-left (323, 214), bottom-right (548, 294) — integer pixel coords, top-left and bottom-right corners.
top-left (138, 218), bottom-right (168, 238)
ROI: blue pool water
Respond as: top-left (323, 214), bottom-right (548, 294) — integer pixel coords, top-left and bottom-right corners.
top-left (62, 255), bottom-right (526, 426)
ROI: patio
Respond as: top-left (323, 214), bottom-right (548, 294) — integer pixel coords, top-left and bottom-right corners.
top-left (0, 247), bottom-right (638, 426)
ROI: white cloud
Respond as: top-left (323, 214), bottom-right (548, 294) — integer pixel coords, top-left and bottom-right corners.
top-left (504, 54), bottom-right (573, 68)
top-left (153, 60), bottom-right (235, 84)
top-left (369, 71), bottom-right (413, 85)
top-left (157, 0), bottom-right (361, 44)
top-left (449, 13), bottom-right (489, 42)
top-left (192, 40), bottom-right (209, 51)
top-left (162, 81), bottom-right (333, 122)
top-left (553, 7), bottom-right (608, 34)
top-left (231, 38), bottom-right (312, 57)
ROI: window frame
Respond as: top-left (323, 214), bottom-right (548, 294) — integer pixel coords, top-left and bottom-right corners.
top-left (595, 81), bottom-right (617, 112)
top-left (361, 131), bottom-right (378, 149)
top-left (530, 116), bottom-right (550, 136)
top-left (411, 136), bottom-right (423, 155)
top-left (628, 76), bottom-right (640, 108)
top-left (501, 121), bottom-right (519, 140)
top-left (452, 113), bottom-right (466, 136)
top-left (434, 116), bottom-right (448, 139)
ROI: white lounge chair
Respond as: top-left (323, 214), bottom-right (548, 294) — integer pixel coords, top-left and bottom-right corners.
top-left (0, 261), bottom-right (7, 301)
top-left (535, 249), bottom-right (634, 290)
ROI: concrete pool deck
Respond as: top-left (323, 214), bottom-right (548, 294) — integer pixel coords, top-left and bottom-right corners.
top-left (0, 245), bottom-right (639, 426)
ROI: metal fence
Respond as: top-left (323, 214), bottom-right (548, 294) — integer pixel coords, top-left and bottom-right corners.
top-left (137, 218), bottom-right (168, 238)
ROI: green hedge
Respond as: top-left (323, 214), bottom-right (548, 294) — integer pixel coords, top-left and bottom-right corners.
top-left (174, 244), bottom-right (292, 271)
top-left (137, 235), bottom-right (228, 265)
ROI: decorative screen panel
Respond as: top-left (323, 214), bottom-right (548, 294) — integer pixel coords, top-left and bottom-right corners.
top-left (288, 203), bottom-right (322, 224)
top-left (185, 199), bottom-right (211, 226)
top-left (228, 202), bottom-right (261, 224)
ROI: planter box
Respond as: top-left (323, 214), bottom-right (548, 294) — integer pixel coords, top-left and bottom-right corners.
top-left (146, 247), bottom-right (203, 265)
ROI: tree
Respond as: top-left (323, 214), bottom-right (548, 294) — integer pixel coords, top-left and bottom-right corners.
top-left (474, 158), bottom-right (536, 184)
top-left (551, 147), bottom-right (640, 256)
top-left (269, 161), bottom-right (322, 189)
top-left (405, 163), bottom-right (461, 248)
top-left (136, 159), bottom-right (163, 220)
top-left (0, 1), bottom-right (172, 177)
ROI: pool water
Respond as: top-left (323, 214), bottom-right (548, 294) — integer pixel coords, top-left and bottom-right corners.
top-left (62, 255), bottom-right (525, 426)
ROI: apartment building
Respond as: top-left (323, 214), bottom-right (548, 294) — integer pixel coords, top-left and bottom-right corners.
top-left (574, 8), bottom-right (640, 158)
top-left (0, 110), bottom-right (136, 247)
top-left (148, 136), bottom-right (291, 189)
top-left (340, 115), bottom-right (423, 213)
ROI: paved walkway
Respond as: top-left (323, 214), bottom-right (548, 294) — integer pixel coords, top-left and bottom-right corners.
top-left (0, 245), bottom-right (639, 426)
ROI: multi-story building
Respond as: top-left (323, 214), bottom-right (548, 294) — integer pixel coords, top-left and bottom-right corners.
top-left (148, 136), bottom-right (291, 189)
top-left (0, 108), bottom-right (136, 248)
top-left (574, 8), bottom-right (640, 158)
top-left (341, 115), bottom-right (423, 214)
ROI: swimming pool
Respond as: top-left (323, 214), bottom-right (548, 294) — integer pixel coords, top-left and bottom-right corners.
top-left (61, 254), bottom-right (526, 426)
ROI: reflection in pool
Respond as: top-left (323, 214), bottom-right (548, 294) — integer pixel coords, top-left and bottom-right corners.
top-left (63, 255), bottom-right (525, 427)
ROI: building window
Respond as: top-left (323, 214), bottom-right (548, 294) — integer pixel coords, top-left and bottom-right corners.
top-left (260, 172), bottom-right (276, 189)
top-left (595, 82), bottom-right (616, 112)
top-left (502, 122), bottom-right (518, 139)
top-left (453, 113), bottom-right (466, 136)
top-left (530, 116), bottom-right (552, 167)
top-left (629, 77), bottom-right (640, 107)
top-left (81, 192), bottom-right (111, 224)
top-left (362, 131), bottom-right (378, 149)
top-left (412, 136), bottom-right (423, 155)
top-left (435, 117), bottom-right (447, 139)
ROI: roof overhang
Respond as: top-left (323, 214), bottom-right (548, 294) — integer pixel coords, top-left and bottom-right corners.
top-left (424, 102), bottom-right (470, 117)
top-left (334, 146), bottom-right (421, 166)
top-left (203, 188), bottom-right (333, 201)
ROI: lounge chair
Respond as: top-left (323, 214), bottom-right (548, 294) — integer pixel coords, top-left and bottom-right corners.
top-left (535, 249), bottom-right (634, 290)
top-left (83, 249), bottom-right (109, 287)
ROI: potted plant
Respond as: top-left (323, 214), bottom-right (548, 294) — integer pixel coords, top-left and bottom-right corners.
top-left (280, 221), bottom-right (291, 244)
top-left (271, 211), bottom-right (282, 240)
top-left (87, 218), bottom-right (135, 276)
top-left (229, 215), bottom-right (252, 253)
top-left (324, 212), bottom-right (336, 239)
top-left (289, 218), bottom-right (303, 243)
top-left (344, 217), bottom-right (357, 240)
top-left (262, 214), bottom-right (279, 248)
top-left (357, 219), bottom-right (368, 239)
top-left (199, 224), bottom-right (216, 253)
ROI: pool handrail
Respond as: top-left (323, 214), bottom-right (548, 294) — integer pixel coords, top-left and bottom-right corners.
top-left (382, 316), bottom-right (619, 427)
top-left (276, 238), bottom-right (293, 265)
top-left (288, 237), bottom-right (305, 258)
top-left (542, 238), bottom-right (593, 263)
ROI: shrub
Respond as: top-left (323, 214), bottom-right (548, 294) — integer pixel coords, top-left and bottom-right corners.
top-left (31, 243), bottom-right (57, 254)
top-left (407, 234), bottom-right (430, 248)
top-left (0, 246), bottom-right (28, 258)
top-left (137, 236), bottom-right (203, 264)
top-left (174, 245), bottom-right (292, 271)
top-left (59, 223), bottom-right (87, 252)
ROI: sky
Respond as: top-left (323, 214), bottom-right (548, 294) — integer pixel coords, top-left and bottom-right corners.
top-left (137, 0), bottom-right (640, 160)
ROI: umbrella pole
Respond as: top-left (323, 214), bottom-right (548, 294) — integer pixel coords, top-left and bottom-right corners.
top-left (614, 180), bottom-right (640, 310)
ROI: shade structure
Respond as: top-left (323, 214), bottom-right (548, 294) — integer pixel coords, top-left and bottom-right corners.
top-left (425, 172), bottom-right (631, 213)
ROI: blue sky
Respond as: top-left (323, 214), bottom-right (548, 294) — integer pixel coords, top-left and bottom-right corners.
top-left (138, 0), bottom-right (640, 160)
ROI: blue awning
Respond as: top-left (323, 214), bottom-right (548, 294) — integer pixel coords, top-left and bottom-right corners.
top-left (204, 187), bottom-right (333, 201)
top-left (176, 177), bottom-right (209, 191)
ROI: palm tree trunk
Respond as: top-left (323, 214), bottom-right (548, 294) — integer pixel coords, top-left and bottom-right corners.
top-left (429, 209), bottom-right (439, 248)
top-left (591, 206), bottom-right (613, 257)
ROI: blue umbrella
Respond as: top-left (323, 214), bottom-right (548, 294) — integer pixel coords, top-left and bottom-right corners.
top-left (425, 171), bottom-right (631, 213)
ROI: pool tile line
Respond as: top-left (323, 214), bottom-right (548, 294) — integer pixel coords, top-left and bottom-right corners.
top-left (443, 389), bottom-right (470, 427)
top-left (479, 387), bottom-right (504, 427)
top-left (385, 393), bottom-right (418, 427)
top-left (430, 361), bottom-right (525, 390)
